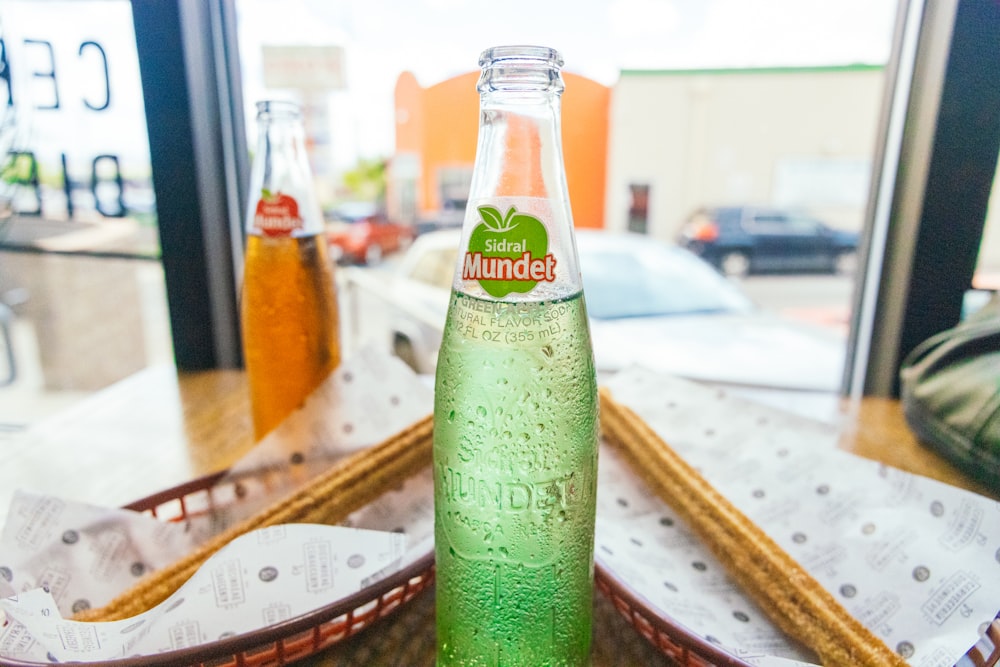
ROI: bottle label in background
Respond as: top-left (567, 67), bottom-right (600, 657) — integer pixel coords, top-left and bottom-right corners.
top-left (253, 189), bottom-right (304, 237)
top-left (462, 204), bottom-right (557, 298)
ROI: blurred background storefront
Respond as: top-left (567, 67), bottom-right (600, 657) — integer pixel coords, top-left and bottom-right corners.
top-left (0, 0), bottom-right (996, 428)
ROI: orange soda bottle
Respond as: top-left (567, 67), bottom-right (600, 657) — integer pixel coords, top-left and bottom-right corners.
top-left (241, 100), bottom-right (341, 440)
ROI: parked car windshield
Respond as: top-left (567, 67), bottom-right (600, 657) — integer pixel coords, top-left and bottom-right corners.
top-left (578, 235), bottom-right (754, 320)
top-left (400, 231), bottom-right (756, 320)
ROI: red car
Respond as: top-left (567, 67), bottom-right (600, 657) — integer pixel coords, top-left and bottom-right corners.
top-left (325, 202), bottom-right (414, 265)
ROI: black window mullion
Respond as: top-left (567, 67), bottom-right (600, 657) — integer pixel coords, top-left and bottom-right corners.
top-left (897, 0), bottom-right (1000, 371)
top-left (847, 0), bottom-right (999, 398)
top-left (130, 0), bottom-right (247, 371)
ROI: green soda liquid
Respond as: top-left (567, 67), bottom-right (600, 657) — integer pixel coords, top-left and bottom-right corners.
top-left (433, 291), bottom-right (599, 666)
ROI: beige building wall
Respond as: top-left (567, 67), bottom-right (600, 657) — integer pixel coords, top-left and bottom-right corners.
top-left (605, 66), bottom-right (886, 239)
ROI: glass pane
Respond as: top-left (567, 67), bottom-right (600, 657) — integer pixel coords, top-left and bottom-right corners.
top-left (969, 154), bottom-right (1000, 316)
top-left (0, 0), bottom-right (171, 426)
top-left (231, 0), bottom-right (898, 405)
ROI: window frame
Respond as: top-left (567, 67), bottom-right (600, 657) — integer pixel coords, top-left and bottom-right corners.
top-left (845, 0), bottom-right (999, 397)
top-left (130, 0), bottom-right (248, 371)
top-left (135, 0), bottom-right (997, 396)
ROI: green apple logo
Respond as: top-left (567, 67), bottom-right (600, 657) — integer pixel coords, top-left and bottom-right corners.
top-left (462, 205), bottom-right (557, 298)
top-left (254, 188), bottom-right (303, 237)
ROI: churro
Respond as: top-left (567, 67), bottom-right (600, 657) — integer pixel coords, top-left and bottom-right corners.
top-left (598, 387), bottom-right (906, 667)
top-left (74, 413), bottom-right (434, 623)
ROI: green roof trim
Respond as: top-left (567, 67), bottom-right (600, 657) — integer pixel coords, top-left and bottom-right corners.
top-left (621, 63), bottom-right (885, 77)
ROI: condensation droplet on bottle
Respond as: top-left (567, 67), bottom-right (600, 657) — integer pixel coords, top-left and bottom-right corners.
top-left (476, 405), bottom-right (487, 418)
top-left (447, 410), bottom-right (455, 423)
top-left (541, 345), bottom-right (553, 358)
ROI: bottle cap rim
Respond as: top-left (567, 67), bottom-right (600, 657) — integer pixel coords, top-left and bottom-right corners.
top-left (255, 99), bottom-right (302, 120)
top-left (479, 45), bottom-right (563, 70)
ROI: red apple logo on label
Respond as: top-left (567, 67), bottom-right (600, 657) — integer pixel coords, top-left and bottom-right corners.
top-left (253, 189), bottom-right (303, 237)
top-left (462, 205), bottom-right (556, 298)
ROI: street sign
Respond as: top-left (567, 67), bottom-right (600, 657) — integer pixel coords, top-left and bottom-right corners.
top-left (261, 45), bottom-right (346, 91)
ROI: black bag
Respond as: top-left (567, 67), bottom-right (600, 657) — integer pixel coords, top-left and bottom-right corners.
top-left (899, 293), bottom-right (1000, 492)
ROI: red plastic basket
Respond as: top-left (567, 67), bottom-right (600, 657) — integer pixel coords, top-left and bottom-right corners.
top-left (2, 470), bottom-right (994, 666)
top-left (0, 470), bottom-right (435, 667)
top-left (594, 558), bottom-right (999, 666)
top-left (594, 560), bottom-right (753, 667)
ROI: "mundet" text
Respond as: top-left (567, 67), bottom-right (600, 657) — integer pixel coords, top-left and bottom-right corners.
top-left (438, 465), bottom-right (579, 513)
top-left (462, 251), bottom-right (557, 282)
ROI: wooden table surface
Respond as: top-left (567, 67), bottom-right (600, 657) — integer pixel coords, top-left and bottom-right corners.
top-left (0, 364), bottom-right (995, 666)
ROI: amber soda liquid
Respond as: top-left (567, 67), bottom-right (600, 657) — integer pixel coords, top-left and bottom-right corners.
top-left (241, 233), bottom-right (339, 440)
top-left (240, 100), bottom-right (341, 440)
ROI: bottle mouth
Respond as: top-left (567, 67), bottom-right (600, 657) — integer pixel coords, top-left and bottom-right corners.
top-left (478, 45), bottom-right (565, 94)
top-left (256, 99), bottom-right (302, 120)
top-left (479, 45), bottom-right (563, 70)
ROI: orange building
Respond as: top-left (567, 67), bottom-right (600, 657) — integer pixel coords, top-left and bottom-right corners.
top-left (388, 70), bottom-right (610, 230)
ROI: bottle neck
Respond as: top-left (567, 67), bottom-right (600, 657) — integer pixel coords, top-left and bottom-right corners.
top-left (455, 47), bottom-right (582, 303)
top-left (246, 102), bottom-right (323, 238)
top-left (476, 45), bottom-right (564, 95)
top-left (472, 44), bottom-right (566, 200)
top-left (477, 93), bottom-right (562, 199)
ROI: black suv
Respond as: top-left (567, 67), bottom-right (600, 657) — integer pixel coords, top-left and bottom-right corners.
top-left (678, 206), bottom-right (859, 278)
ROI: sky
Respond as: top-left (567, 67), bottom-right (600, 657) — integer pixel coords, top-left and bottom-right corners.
top-left (235, 0), bottom-right (900, 168)
top-left (0, 0), bottom-right (900, 176)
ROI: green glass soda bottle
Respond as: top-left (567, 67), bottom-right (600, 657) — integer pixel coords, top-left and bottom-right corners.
top-left (433, 45), bottom-right (599, 666)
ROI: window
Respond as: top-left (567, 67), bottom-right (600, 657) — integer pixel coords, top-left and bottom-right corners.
top-left (847, 0), bottom-right (1000, 397)
top-left (627, 183), bottom-right (649, 234)
top-left (746, 214), bottom-right (792, 235)
top-left (181, 0), bottom-right (1000, 399)
top-left (783, 216), bottom-right (823, 236)
top-left (436, 166), bottom-right (473, 214)
top-left (0, 0), bottom-right (173, 425)
top-left (4, 0), bottom-right (994, 423)
top-left (409, 247), bottom-right (456, 291)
